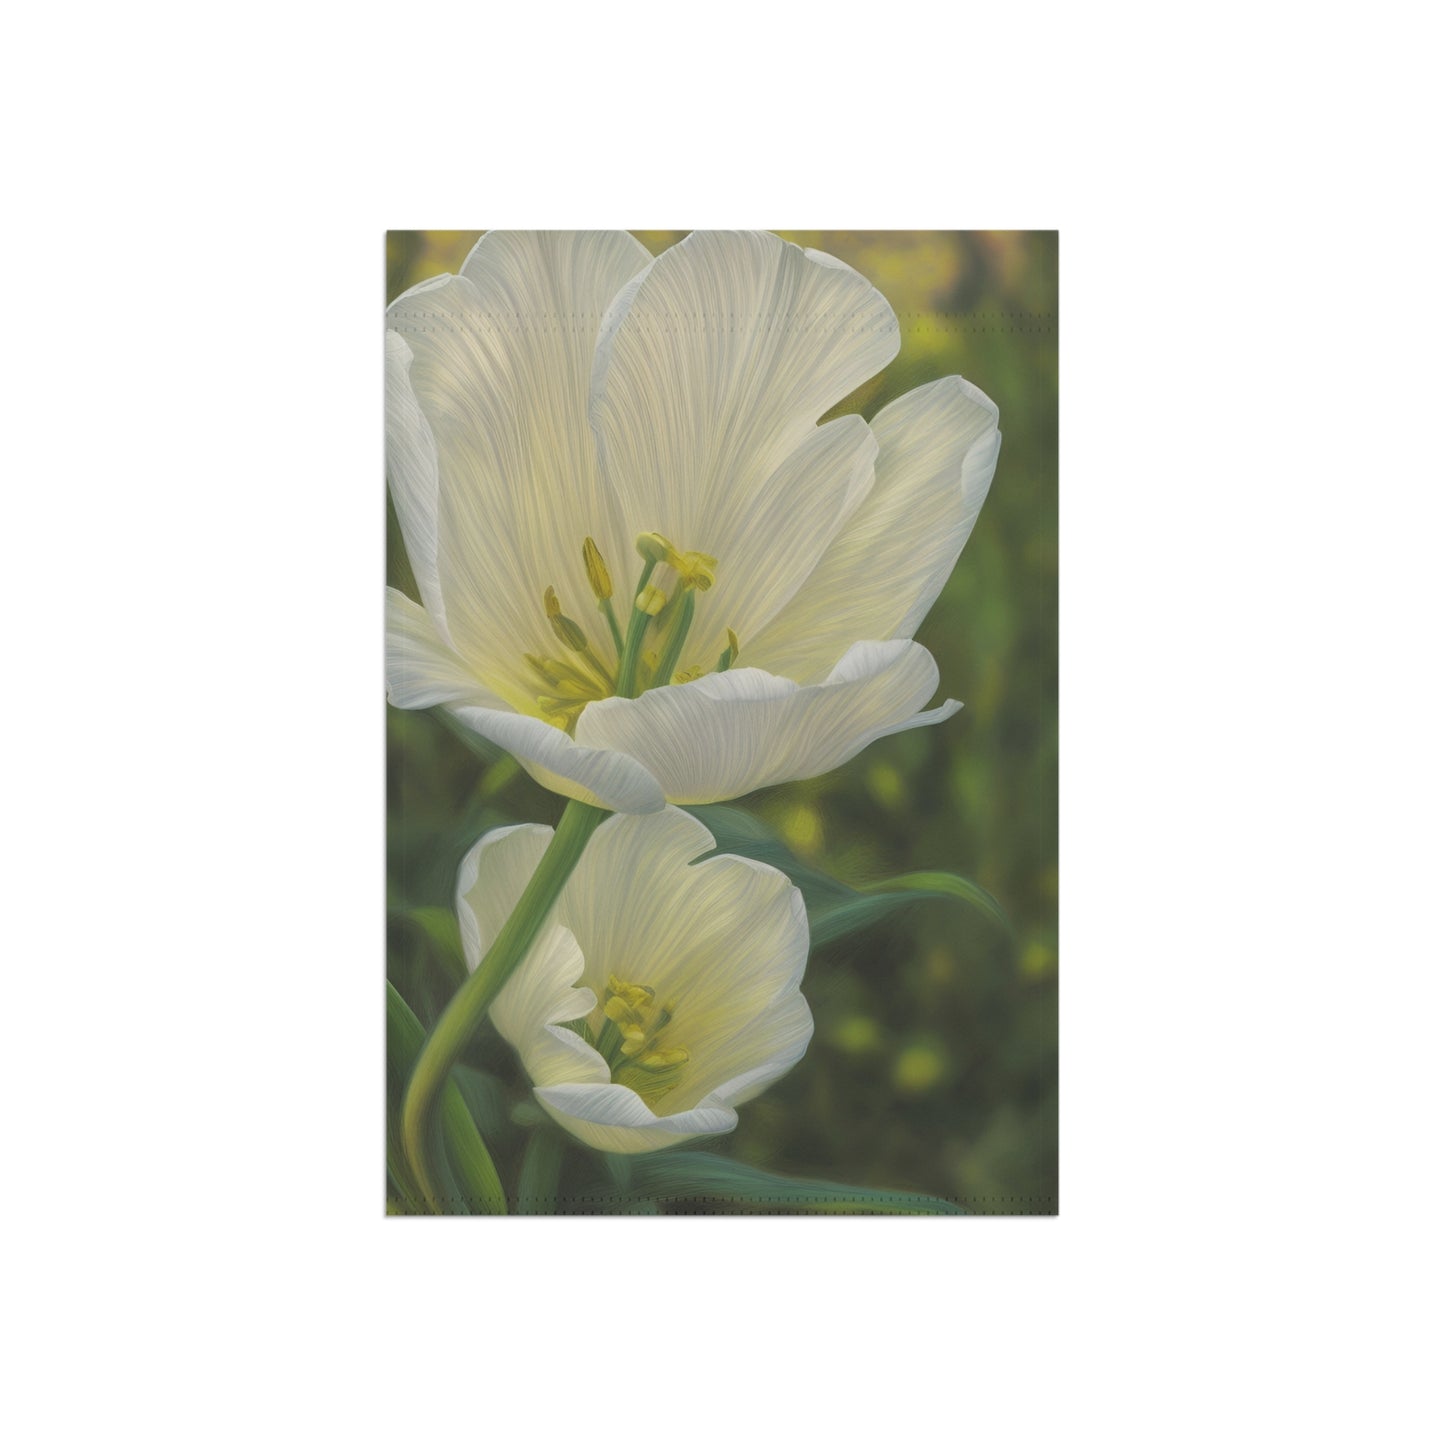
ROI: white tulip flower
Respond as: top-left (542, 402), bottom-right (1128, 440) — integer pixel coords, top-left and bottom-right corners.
top-left (387, 230), bottom-right (1001, 813)
top-left (459, 808), bottom-right (812, 1154)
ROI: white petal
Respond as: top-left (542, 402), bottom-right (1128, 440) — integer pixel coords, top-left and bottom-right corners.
top-left (488, 921), bottom-right (595, 1034)
top-left (387, 231), bottom-right (651, 694)
top-left (448, 701), bottom-right (666, 814)
top-left (533, 1080), bottom-right (737, 1155)
top-left (385, 587), bottom-right (501, 710)
top-left (703, 992), bottom-right (815, 1108)
top-left (385, 333), bottom-right (450, 644)
top-left (387, 589), bottom-right (665, 812)
top-left (559, 811), bottom-right (807, 1014)
top-left (686, 415), bottom-right (878, 669)
top-left (575, 640), bottom-right (960, 804)
top-left (589, 232), bottom-right (898, 605)
top-left (454, 822), bottom-right (553, 970)
top-left (745, 376), bottom-right (1001, 682)
top-left (460, 826), bottom-right (610, 1091)
top-left (490, 922), bottom-right (607, 1089)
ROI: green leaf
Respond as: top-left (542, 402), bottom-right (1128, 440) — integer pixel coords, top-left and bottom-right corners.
top-left (385, 981), bottom-right (507, 1215)
top-left (389, 905), bottom-right (469, 988)
top-left (815, 870), bottom-right (1012, 946)
top-left (433, 705), bottom-right (505, 766)
top-left (516, 1128), bottom-right (565, 1215)
top-left (450, 1065), bottom-right (511, 1139)
top-left (618, 1151), bottom-right (963, 1215)
top-left (683, 804), bottom-right (1010, 947)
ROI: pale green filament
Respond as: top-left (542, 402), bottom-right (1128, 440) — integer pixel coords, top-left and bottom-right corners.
top-left (531, 535), bottom-right (737, 723)
top-left (593, 974), bottom-right (690, 1107)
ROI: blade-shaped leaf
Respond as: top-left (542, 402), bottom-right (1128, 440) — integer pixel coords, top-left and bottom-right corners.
top-left (620, 1150), bottom-right (963, 1215)
top-left (684, 804), bottom-right (1010, 947)
top-left (389, 905), bottom-right (469, 988)
top-left (386, 981), bottom-right (507, 1215)
top-left (450, 1065), bottom-right (511, 1139)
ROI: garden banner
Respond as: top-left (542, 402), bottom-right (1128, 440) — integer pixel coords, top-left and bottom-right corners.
top-left (385, 231), bottom-right (1058, 1215)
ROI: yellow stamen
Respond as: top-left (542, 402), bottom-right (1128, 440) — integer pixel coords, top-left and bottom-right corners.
top-left (636, 532), bottom-right (673, 565)
top-left (582, 537), bottom-right (613, 601)
top-left (636, 583), bottom-right (667, 616)
top-left (672, 550), bottom-right (717, 591)
top-left (542, 585), bottom-right (590, 651)
top-left (634, 532), bottom-right (717, 592)
top-left (638, 1047), bottom-right (690, 1069)
top-left (598, 975), bottom-right (688, 1102)
top-left (537, 697), bottom-right (586, 729)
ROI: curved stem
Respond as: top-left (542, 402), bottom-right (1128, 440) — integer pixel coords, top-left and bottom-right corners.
top-left (400, 798), bottom-right (608, 1210)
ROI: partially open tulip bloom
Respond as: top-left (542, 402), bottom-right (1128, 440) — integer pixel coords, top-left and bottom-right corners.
top-left (387, 230), bottom-right (1002, 812)
top-left (460, 808), bottom-right (812, 1154)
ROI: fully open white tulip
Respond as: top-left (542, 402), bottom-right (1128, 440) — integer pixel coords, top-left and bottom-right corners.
top-left (387, 230), bottom-right (1002, 812)
top-left (459, 808), bottom-right (812, 1154)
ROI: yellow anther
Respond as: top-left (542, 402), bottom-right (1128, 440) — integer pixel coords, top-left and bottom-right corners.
top-left (537, 697), bottom-right (585, 730)
top-left (717, 627), bottom-right (740, 674)
top-left (673, 551), bottom-right (717, 592)
top-left (543, 585), bottom-right (589, 652)
top-left (636, 584), bottom-right (667, 616)
top-left (582, 537), bottom-right (613, 601)
top-left (674, 664), bottom-right (705, 685)
top-left (639, 1047), bottom-right (690, 1069)
top-left (550, 614), bottom-right (588, 652)
top-left (634, 534), bottom-right (716, 590)
top-left (600, 973), bottom-right (687, 1093)
top-left (636, 532), bottom-right (674, 565)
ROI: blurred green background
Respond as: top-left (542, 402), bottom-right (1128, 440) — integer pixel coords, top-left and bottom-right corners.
top-left (386, 230), bottom-right (1057, 1213)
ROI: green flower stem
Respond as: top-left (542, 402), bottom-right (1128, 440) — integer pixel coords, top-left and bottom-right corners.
top-left (600, 597), bottom-right (625, 657)
top-left (477, 753), bottom-right (521, 803)
top-left (401, 798), bottom-right (609, 1210)
top-left (517, 1128), bottom-right (566, 1215)
top-left (651, 587), bottom-right (695, 686)
top-left (386, 981), bottom-right (506, 1214)
top-left (613, 558), bottom-right (657, 699)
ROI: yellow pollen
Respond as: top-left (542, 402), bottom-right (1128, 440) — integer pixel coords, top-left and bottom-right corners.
top-left (636, 584), bottom-right (667, 616)
top-left (598, 974), bottom-right (689, 1105)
